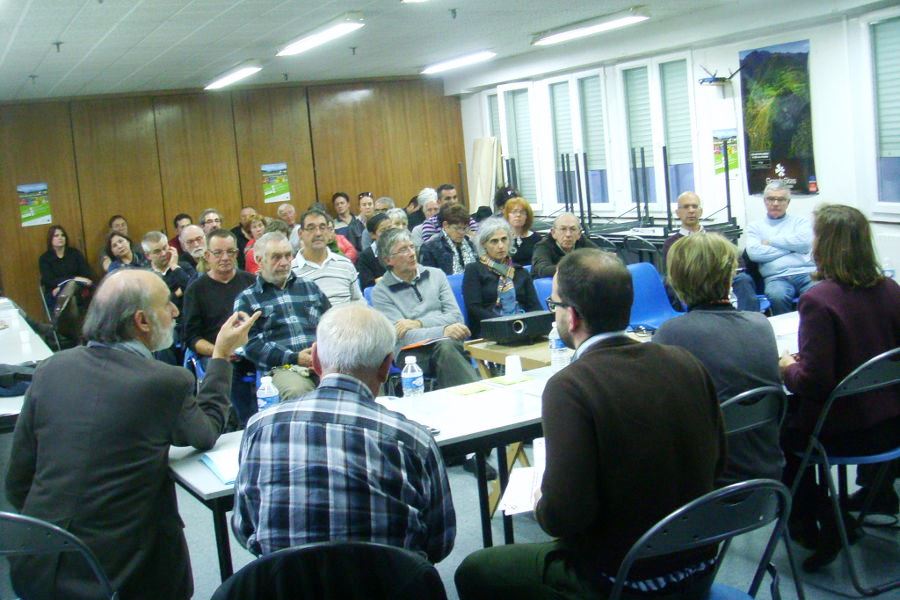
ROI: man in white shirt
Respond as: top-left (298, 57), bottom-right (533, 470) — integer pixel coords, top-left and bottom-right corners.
top-left (292, 209), bottom-right (363, 306)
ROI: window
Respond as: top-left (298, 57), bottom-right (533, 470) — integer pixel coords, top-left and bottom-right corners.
top-left (549, 81), bottom-right (574, 203)
top-left (873, 16), bottom-right (900, 202)
top-left (503, 88), bottom-right (538, 201)
top-left (623, 66), bottom-right (656, 203)
top-left (579, 75), bottom-right (609, 203)
top-left (659, 60), bottom-right (694, 198)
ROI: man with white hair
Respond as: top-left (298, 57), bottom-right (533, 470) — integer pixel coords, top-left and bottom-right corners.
top-left (232, 303), bottom-right (456, 562)
top-left (408, 187), bottom-right (437, 231)
top-left (277, 202), bottom-right (303, 252)
top-left (234, 232), bottom-right (332, 401)
top-left (178, 223), bottom-right (207, 273)
top-left (7, 269), bottom-right (258, 599)
top-left (746, 180), bottom-right (816, 314)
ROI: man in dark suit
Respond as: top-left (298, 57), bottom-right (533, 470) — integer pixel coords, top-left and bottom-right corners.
top-left (6, 269), bottom-right (259, 600)
top-left (455, 248), bottom-right (726, 599)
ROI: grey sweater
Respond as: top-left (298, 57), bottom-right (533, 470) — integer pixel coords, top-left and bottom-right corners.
top-left (372, 266), bottom-right (464, 354)
top-left (654, 305), bottom-right (785, 484)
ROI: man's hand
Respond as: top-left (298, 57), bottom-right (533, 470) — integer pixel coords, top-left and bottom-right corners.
top-left (443, 323), bottom-right (470, 341)
top-left (296, 347), bottom-right (313, 367)
top-left (395, 319), bottom-right (421, 339)
top-left (166, 246), bottom-right (180, 270)
top-left (212, 311), bottom-right (261, 359)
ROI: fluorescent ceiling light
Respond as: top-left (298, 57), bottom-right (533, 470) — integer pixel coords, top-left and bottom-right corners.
top-left (277, 13), bottom-right (365, 57)
top-left (401, 0), bottom-right (430, 3)
top-left (533, 7), bottom-right (649, 46)
top-left (205, 64), bottom-right (262, 90)
top-left (422, 51), bottom-right (496, 74)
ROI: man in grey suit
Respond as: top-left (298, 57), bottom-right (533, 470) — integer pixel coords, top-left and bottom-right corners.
top-left (6, 269), bottom-right (259, 600)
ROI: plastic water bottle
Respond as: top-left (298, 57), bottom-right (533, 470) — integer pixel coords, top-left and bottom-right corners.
top-left (548, 323), bottom-right (569, 369)
top-left (401, 356), bottom-right (425, 397)
top-left (256, 375), bottom-right (280, 412)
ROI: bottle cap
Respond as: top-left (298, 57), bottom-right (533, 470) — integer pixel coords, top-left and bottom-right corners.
top-left (405, 355), bottom-right (417, 365)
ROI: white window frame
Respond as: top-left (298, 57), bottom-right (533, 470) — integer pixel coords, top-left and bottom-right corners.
top-left (496, 82), bottom-right (544, 210)
top-left (614, 51), bottom-right (698, 217)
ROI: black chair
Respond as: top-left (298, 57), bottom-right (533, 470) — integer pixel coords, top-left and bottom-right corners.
top-left (37, 282), bottom-right (62, 351)
top-left (622, 234), bottom-right (661, 272)
top-left (610, 479), bottom-right (792, 600)
top-left (591, 234), bottom-right (619, 253)
top-left (788, 347), bottom-right (900, 596)
top-left (210, 541), bottom-right (447, 600)
top-left (0, 511), bottom-right (118, 599)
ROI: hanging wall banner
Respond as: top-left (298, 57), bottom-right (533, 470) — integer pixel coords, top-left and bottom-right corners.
top-left (261, 163), bottom-right (290, 204)
top-left (18, 182), bottom-right (52, 227)
top-left (739, 40), bottom-right (818, 194)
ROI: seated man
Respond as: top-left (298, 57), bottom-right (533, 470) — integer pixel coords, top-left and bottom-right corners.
top-left (662, 191), bottom-right (758, 312)
top-left (372, 228), bottom-right (478, 390)
top-left (178, 223), bottom-right (207, 273)
top-left (291, 208), bottom-right (362, 306)
top-left (419, 204), bottom-right (479, 276)
top-left (531, 212), bottom-right (598, 278)
top-left (455, 248), bottom-right (725, 599)
top-left (142, 230), bottom-right (194, 365)
top-left (234, 232), bottom-right (331, 401)
top-left (746, 180), bottom-right (816, 314)
top-left (7, 269), bottom-right (257, 600)
top-left (182, 229), bottom-right (257, 425)
top-left (232, 303), bottom-right (455, 561)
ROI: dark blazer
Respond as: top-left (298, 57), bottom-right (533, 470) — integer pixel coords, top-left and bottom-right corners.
top-left (531, 236), bottom-right (598, 278)
top-left (462, 261), bottom-right (542, 337)
top-left (357, 246), bottom-right (386, 291)
top-left (536, 338), bottom-right (725, 579)
top-left (419, 234), bottom-right (478, 276)
top-left (6, 346), bottom-right (232, 600)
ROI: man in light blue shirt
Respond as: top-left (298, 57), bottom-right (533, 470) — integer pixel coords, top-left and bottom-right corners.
top-left (745, 180), bottom-right (816, 314)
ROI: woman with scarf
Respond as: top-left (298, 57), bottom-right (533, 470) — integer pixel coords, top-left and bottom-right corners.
top-left (463, 217), bottom-right (542, 338)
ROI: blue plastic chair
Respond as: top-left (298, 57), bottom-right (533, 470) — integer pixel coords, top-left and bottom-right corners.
top-left (532, 277), bottom-right (552, 310)
top-left (445, 273), bottom-right (469, 327)
top-left (363, 286), bottom-right (375, 306)
top-left (627, 262), bottom-right (681, 331)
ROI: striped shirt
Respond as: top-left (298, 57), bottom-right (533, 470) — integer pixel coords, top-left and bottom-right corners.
top-left (231, 374), bottom-right (456, 561)
top-left (291, 249), bottom-right (363, 306)
top-left (419, 214), bottom-right (478, 244)
top-left (233, 273), bottom-right (331, 370)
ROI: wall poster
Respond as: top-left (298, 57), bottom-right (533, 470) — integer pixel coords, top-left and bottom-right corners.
top-left (18, 182), bottom-right (52, 227)
top-left (739, 40), bottom-right (818, 194)
top-left (261, 163), bottom-right (290, 204)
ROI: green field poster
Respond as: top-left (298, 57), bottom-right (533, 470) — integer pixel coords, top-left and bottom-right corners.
top-left (713, 129), bottom-right (739, 176)
top-left (261, 163), bottom-right (290, 204)
top-left (18, 182), bottom-right (52, 227)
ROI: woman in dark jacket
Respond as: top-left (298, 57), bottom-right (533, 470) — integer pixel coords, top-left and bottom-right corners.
top-left (38, 225), bottom-right (94, 308)
top-left (106, 232), bottom-right (149, 272)
top-left (463, 217), bottom-right (541, 338)
top-left (419, 204), bottom-right (478, 276)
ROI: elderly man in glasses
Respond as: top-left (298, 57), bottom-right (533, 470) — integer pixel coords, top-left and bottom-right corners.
top-left (531, 213), bottom-right (599, 279)
top-left (746, 180), bottom-right (816, 315)
top-left (182, 229), bottom-right (258, 425)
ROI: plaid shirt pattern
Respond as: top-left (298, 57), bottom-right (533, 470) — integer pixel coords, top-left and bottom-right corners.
top-left (232, 374), bottom-right (456, 562)
top-left (233, 273), bottom-right (331, 370)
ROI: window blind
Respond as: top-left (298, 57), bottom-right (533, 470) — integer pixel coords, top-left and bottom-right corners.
top-left (624, 67), bottom-right (654, 166)
top-left (550, 82), bottom-right (573, 169)
top-left (660, 60), bottom-right (692, 165)
top-left (873, 16), bottom-right (900, 202)
top-left (505, 89), bottom-right (537, 200)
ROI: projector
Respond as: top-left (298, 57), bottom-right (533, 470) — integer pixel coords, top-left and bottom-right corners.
top-left (480, 310), bottom-right (554, 345)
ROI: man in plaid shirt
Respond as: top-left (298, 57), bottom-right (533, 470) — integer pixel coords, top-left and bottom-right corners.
top-left (233, 232), bottom-right (331, 401)
top-left (232, 303), bottom-right (456, 561)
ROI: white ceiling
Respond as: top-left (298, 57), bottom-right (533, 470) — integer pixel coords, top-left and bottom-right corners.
top-left (0, 0), bottom-right (728, 101)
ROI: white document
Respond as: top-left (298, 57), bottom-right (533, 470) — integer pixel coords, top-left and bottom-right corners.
top-left (200, 446), bottom-right (240, 485)
top-left (499, 438), bottom-right (546, 515)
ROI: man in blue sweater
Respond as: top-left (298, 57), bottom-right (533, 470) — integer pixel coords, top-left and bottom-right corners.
top-left (746, 180), bottom-right (816, 314)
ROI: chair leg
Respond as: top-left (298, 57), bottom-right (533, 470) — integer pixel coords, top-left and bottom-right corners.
top-left (782, 531), bottom-right (807, 600)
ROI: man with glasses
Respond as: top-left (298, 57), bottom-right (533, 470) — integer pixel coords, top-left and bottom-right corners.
top-left (178, 224), bottom-right (208, 273)
top-left (235, 232), bottom-right (331, 402)
top-left (291, 209), bottom-right (362, 306)
top-left (746, 180), bottom-right (816, 315)
top-left (420, 204), bottom-right (478, 276)
top-left (455, 249), bottom-right (724, 599)
top-left (199, 208), bottom-right (223, 235)
top-left (143, 230), bottom-right (193, 364)
top-left (531, 213), bottom-right (598, 278)
top-left (182, 229), bottom-right (258, 425)
top-left (372, 228), bottom-right (478, 391)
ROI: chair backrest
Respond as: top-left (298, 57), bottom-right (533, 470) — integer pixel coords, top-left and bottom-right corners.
top-left (622, 234), bottom-right (658, 255)
top-left (720, 386), bottom-right (787, 436)
top-left (741, 250), bottom-right (766, 294)
top-left (626, 262), bottom-right (680, 330)
top-left (592, 235), bottom-right (619, 252)
top-left (363, 285), bottom-right (374, 306)
top-left (445, 273), bottom-right (469, 326)
top-left (812, 347), bottom-right (900, 439)
top-left (532, 277), bottom-right (552, 310)
top-left (610, 479), bottom-right (791, 600)
top-left (0, 512), bottom-right (117, 599)
top-left (210, 541), bottom-right (447, 600)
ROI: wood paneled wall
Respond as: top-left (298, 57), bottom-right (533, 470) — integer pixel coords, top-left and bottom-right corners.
top-left (0, 79), bottom-right (463, 318)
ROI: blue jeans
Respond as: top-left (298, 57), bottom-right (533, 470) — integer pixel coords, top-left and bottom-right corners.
top-left (731, 272), bottom-right (759, 312)
top-left (765, 273), bottom-right (816, 315)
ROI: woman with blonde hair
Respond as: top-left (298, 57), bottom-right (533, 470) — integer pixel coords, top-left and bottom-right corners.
top-left (501, 197), bottom-right (542, 266)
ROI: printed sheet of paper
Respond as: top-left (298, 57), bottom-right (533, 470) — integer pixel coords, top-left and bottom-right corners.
top-left (499, 438), bottom-right (545, 515)
top-left (200, 446), bottom-right (240, 485)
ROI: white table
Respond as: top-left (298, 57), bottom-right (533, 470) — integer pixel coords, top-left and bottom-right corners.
top-left (0, 298), bottom-right (53, 433)
top-left (168, 373), bottom-right (549, 581)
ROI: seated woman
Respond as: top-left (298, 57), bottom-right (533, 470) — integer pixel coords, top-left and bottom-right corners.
top-left (463, 217), bottom-right (541, 338)
top-left (654, 233), bottom-right (783, 485)
top-left (243, 215), bottom-right (268, 274)
top-left (106, 232), bottom-right (149, 272)
top-left (38, 225), bottom-right (94, 309)
top-left (420, 204), bottom-right (478, 276)
top-left (502, 196), bottom-right (542, 267)
top-left (779, 204), bottom-right (900, 571)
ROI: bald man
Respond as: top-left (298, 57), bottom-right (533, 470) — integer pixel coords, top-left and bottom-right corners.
top-left (531, 213), bottom-right (599, 278)
top-left (7, 269), bottom-right (258, 599)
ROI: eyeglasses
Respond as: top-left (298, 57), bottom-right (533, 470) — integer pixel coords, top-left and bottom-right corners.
top-left (184, 235), bottom-right (204, 246)
top-left (203, 217), bottom-right (222, 225)
top-left (358, 192), bottom-right (372, 199)
top-left (446, 224), bottom-right (467, 233)
top-left (764, 196), bottom-right (789, 204)
top-left (209, 249), bottom-right (238, 258)
top-left (554, 226), bottom-right (580, 234)
top-left (545, 297), bottom-right (571, 311)
top-left (303, 223), bottom-right (334, 232)
top-left (390, 244), bottom-right (416, 257)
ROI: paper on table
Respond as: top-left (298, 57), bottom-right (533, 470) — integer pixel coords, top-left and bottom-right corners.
top-left (499, 438), bottom-right (545, 515)
top-left (200, 446), bottom-right (239, 485)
